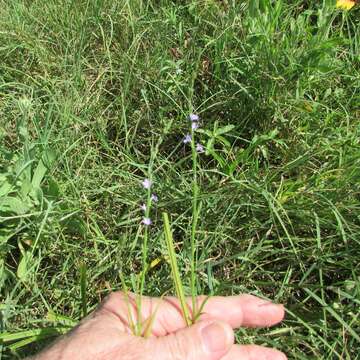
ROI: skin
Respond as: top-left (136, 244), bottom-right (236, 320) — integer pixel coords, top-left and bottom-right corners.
top-left (29, 292), bottom-right (287, 360)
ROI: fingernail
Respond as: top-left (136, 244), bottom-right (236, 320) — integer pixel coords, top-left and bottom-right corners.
top-left (201, 321), bottom-right (232, 353)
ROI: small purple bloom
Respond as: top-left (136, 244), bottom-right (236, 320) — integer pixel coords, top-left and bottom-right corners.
top-left (196, 143), bottom-right (204, 153)
top-left (142, 178), bottom-right (152, 189)
top-left (140, 203), bottom-right (147, 211)
top-left (191, 122), bottom-right (199, 130)
top-left (183, 134), bottom-right (192, 143)
top-left (189, 113), bottom-right (199, 122)
top-left (142, 217), bottom-right (152, 226)
top-left (151, 194), bottom-right (158, 202)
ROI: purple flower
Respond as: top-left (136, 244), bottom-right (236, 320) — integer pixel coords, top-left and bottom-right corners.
top-left (140, 203), bottom-right (147, 211)
top-left (189, 113), bottom-right (199, 122)
top-left (191, 122), bottom-right (199, 131)
top-left (196, 143), bottom-right (204, 153)
top-left (142, 178), bottom-right (152, 189)
top-left (151, 194), bottom-right (158, 202)
top-left (142, 217), bottom-right (152, 226)
top-left (183, 134), bottom-right (192, 143)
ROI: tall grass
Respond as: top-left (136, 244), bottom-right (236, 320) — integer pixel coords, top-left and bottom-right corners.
top-left (1, 0), bottom-right (360, 359)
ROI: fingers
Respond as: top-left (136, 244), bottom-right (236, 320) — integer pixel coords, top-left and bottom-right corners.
top-left (148, 319), bottom-right (234, 360)
top-left (152, 295), bottom-right (284, 335)
top-left (143, 322), bottom-right (287, 360)
top-left (222, 344), bottom-right (287, 360)
top-left (199, 294), bottom-right (285, 329)
top-left (101, 292), bottom-right (285, 336)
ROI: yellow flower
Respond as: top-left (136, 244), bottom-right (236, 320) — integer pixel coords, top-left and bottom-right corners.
top-left (149, 257), bottom-right (162, 269)
top-left (336, 0), bottom-right (357, 10)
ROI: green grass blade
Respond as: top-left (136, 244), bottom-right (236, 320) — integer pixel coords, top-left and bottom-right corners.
top-left (162, 212), bottom-right (191, 326)
top-left (119, 272), bottom-right (137, 336)
top-left (79, 262), bottom-right (87, 318)
top-left (304, 288), bottom-right (360, 343)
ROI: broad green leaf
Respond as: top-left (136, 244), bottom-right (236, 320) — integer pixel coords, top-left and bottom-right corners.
top-left (46, 177), bottom-right (60, 198)
top-left (43, 148), bottom-right (57, 167)
top-left (0, 175), bottom-right (12, 197)
top-left (0, 196), bottom-right (30, 215)
top-left (32, 159), bottom-right (47, 189)
top-left (205, 138), bottom-right (215, 154)
top-left (20, 177), bottom-right (32, 197)
top-left (17, 252), bottom-right (30, 281)
top-left (196, 128), bottom-right (212, 137)
top-left (30, 186), bottom-right (43, 205)
top-left (214, 124), bottom-right (235, 136)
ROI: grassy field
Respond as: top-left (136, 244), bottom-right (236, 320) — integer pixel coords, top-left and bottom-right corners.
top-left (1, 0), bottom-right (360, 358)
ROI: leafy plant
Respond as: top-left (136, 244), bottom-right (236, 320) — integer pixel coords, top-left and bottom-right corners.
top-left (197, 121), bottom-right (235, 168)
top-left (1, 119), bottom-right (57, 282)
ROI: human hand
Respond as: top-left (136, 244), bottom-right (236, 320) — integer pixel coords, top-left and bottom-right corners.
top-left (30, 292), bottom-right (287, 360)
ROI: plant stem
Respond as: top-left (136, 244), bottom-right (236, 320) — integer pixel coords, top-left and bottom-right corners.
top-left (137, 137), bottom-right (162, 335)
top-left (163, 212), bottom-right (191, 326)
top-left (190, 127), bottom-right (199, 322)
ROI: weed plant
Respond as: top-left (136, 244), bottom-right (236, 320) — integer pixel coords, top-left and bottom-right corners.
top-left (1, 1), bottom-right (360, 359)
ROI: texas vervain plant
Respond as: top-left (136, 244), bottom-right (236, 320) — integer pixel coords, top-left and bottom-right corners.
top-left (129, 112), bottom-right (206, 333)
top-left (187, 113), bottom-right (204, 321)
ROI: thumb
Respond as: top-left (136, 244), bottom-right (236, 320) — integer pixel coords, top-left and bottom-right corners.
top-left (151, 320), bottom-right (234, 360)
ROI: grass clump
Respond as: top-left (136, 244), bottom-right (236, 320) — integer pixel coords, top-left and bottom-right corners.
top-left (1, 0), bottom-right (360, 359)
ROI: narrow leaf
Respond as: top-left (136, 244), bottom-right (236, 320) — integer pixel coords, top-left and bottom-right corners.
top-left (162, 212), bottom-right (191, 326)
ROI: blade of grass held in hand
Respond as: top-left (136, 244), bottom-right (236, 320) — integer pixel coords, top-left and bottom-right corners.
top-left (119, 272), bottom-right (137, 335)
top-left (162, 212), bottom-right (191, 326)
top-left (142, 291), bottom-right (170, 338)
top-left (193, 295), bottom-right (211, 323)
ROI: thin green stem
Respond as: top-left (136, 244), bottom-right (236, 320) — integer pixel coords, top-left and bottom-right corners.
top-left (190, 128), bottom-right (199, 321)
top-left (137, 136), bottom-right (163, 335)
top-left (137, 175), bottom-right (152, 335)
top-left (163, 212), bottom-right (191, 326)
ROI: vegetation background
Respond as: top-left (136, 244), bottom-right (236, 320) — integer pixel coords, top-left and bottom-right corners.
top-left (0, 0), bottom-right (359, 358)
